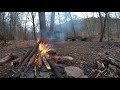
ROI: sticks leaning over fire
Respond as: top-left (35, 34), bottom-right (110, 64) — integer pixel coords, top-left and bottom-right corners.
top-left (12, 41), bottom-right (41, 78)
top-left (21, 40), bottom-right (41, 65)
top-left (11, 40), bottom-right (73, 78)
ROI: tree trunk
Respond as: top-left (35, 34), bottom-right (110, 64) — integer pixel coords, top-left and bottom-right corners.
top-left (99, 12), bottom-right (108, 42)
top-left (49, 12), bottom-right (55, 41)
top-left (38, 12), bottom-right (46, 41)
top-left (50, 12), bottom-right (55, 32)
top-left (69, 12), bottom-right (76, 38)
top-left (31, 12), bottom-right (37, 41)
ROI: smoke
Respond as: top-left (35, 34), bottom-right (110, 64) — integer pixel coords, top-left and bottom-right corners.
top-left (38, 19), bottom-right (84, 44)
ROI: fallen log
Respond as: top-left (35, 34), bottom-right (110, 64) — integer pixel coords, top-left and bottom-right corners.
top-left (0, 53), bottom-right (18, 66)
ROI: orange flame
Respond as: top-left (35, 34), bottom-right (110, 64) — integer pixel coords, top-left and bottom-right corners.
top-left (34, 53), bottom-right (38, 65)
top-left (34, 38), bottom-right (51, 66)
top-left (38, 41), bottom-right (51, 56)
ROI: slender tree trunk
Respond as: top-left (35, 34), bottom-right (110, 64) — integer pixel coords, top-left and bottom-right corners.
top-left (99, 12), bottom-right (108, 42)
top-left (31, 12), bottom-right (37, 41)
top-left (24, 13), bottom-right (29, 40)
top-left (58, 12), bottom-right (62, 31)
top-left (58, 12), bottom-right (62, 40)
top-left (50, 12), bottom-right (55, 32)
top-left (49, 12), bottom-right (55, 41)
top-left (69, 12), bottom-right (76, 38)
top-left (115, 12), bottom-right (119, 39)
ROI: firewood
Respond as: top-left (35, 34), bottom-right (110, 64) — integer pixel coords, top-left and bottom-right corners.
top-left (47, 60), bottom-right (63, 78)
top-left (0, 53), bottom-right (18, 66)
top-left (22, 54), bottom-right (36, 73)
top-left (21, 40), bottom-right (41, 65)
top-left (13, 41), bottom-right (41, 78)
top-left (42, 55), bottom-right (51, 70)
top-left (47, 55), bottom-right (73, 63)
top-left (27, 54), bottom-right (36, 66)
top-left (19, 40), bottom-right (40, 65)
top-left (19, 47), bottom-right (34, 64)
top-left (38, 50), bottom-right (42, 67)
top-left (101, 57), bottom-right (120, 69)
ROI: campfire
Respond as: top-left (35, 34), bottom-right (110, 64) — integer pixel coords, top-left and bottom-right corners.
top-left (33, 39), bottom-right (52, 77)
top-left (16, 38), bottom-right (65, 78)
top-left (0, 38), bottom-right (74, 78)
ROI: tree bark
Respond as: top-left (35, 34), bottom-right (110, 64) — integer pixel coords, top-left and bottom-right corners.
top-left (69, 12), bottom-right (76, 38)
top-left (31, 12), bottom-right (37, 41)
top-left (38, 12), bottom-right (46, 41)
top-left (50, 12), bottom-right (55, 32)
top-left (99, 12), bottom-right (108, 42)
top-left (49, 12), bottom-right (55, 41)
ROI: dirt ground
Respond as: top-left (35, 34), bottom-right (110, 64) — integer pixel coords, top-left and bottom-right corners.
top-left (0, 40), bottom-right (120, 78)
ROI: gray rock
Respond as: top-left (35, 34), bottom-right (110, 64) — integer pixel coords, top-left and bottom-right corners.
top-left (65, 66), bottom-right (85, 78)
top-left (80, 75), bottom-right (88, 78)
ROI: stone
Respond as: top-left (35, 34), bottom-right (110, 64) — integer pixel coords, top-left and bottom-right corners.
top-left (80, 75), bottom-right (88, 78)
top-left (65, 66), bottom-right (85, 78)
top-left (108, 64), bottom-right (117, 75)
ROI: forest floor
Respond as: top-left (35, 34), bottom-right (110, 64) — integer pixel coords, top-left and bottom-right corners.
top-left (0, 40), bottom-right (120, 78)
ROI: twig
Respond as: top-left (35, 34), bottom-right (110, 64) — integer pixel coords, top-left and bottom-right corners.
top-left (34, 65), bottom-right (37, 78)
top-left (95, 69), bottom-right (106, 78)
top-left (11, 69), bottom-right (17, 73)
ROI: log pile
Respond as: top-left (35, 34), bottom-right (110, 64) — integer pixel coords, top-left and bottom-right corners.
top-left (89, 52), bottom-right (120, 78)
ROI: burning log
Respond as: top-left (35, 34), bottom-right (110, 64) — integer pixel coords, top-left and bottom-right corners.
top-left (0, 53), bottom-right (18, 66)
top-left (42, 55), bottom-right (51, 70)
top-left (38, 50), bottom-right (42, 67)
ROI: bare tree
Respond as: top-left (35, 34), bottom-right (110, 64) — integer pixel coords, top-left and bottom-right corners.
top-left (31, 12), bottom-right (37, 41)
top-left (50, 12), bottom-right (55, 32)
top-left (24, 12), bottom-right (29, 40)
top-left (68, 12), bottom-right (76, 38)
top-left (98, 12), bottom-right (108, 42)
top-left (58, 12), bottom-right (62, 31)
